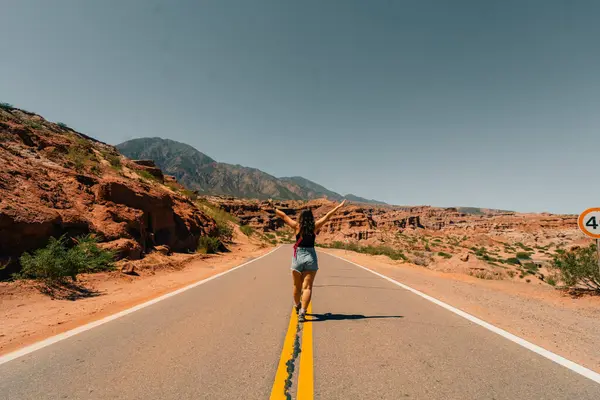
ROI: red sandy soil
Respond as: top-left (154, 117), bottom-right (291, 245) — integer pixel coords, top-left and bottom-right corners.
top-left (0, 234), bottom-right (273, 356)
top-left (320, 248), bottom-right (600, 374)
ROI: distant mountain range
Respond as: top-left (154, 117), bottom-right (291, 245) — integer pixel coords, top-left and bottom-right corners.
top-left (116, 137), bottom-right (387, 205)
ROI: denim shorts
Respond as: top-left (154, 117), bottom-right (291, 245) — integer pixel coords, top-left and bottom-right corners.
top-left (291, 247), bottom-right (319, 272)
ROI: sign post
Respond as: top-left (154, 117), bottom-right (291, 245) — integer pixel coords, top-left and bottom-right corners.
top-left (577, 208), bottom-right (600, 275)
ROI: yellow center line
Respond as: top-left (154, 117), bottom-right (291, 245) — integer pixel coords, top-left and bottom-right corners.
top-left (297, 303), bottom-right (314, 399)
top-left (270, 308), bottom-right (298, 400)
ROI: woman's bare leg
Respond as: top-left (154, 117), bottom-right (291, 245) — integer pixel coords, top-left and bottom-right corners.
top-left (300, 271), bottom-right (317, 310)
top-left (292, 270), bottom-right (303, 307)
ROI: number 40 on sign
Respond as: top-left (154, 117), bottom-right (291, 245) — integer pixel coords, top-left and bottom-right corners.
top-left (578, 208), bottom-right (600, 238)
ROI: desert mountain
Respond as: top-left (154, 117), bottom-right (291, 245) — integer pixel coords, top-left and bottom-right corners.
top-left (117, 138), bottom-right (386, 204)
top-left (343, 194), bottom-right (387, 205)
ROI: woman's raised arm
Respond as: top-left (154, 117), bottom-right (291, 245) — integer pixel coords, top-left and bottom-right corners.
top-left (315, 200), bottom-right (346, 232)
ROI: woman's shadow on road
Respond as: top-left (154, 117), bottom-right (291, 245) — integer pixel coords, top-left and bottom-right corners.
top-left (307, 313), bottom-right (403, 322)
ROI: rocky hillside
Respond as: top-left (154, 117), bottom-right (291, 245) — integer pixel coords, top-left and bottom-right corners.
top-left (208, 196), bottom-right (582, 243)
top-left (206, 196), bottom-right (588, 281)
top-left (117, 137), bottom-right (386, 204)
top-left (0, 106), bottom-right (217, 278)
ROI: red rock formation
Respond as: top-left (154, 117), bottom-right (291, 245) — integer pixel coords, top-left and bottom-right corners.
top-left (0, 107), bottom-right (216, 278)
top-left (205, 196), bottom-right (581, 249)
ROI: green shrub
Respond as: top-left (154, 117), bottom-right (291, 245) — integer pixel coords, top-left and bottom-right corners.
top-left (438, 252), bottom-right (452, 259)
top-left (57, 122), bottom-right (69, 129)
top-left (265, 232), bottom-right (275, 240)
top-left (547, 277), bottom-right (557, 286)
top-left (240, 225), bottom-right (254, 237)
top-left (74, 235), bottom-right (115, 273)
top-left (197, 236), bottom-right (223, 254)
top-left (18, 234), bottom-right (114, 284)
top-left (516, 252), bottom-right (532, 260)
top-left (0, 102), bottom-right (14, 110)
top-left (506, 257), bottom-right (521, 265)
top-left (551, 244), bottom-right (600, 291)
top-left (523, 262), bottom-right (538, 274)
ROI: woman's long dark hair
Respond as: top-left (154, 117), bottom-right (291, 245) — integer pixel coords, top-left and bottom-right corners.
top-left (297, 209), bottom-right (315, 238)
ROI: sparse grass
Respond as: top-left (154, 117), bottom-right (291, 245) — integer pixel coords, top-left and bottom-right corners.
top-left (323, 241), bottom-right (408, 261)
top-left (180, 189), bottom-right (198, 200)
top-left (438, 251), bottom-right (452, 259)
top-left (240, 225), bottom-right (254, 237)
top-left (469, 270), bottom-right (498, 280)
top-left (523, 262), bottom-right (538, 274)
top-left (515, 242), bottom-right (534, 252)
top-left (17, 234), bottom-right (114, 287)
top-left (503, 245), bottom-right (516, 253)
top-left (516, 252), bottom-right (532, 260)
top-left (471, 246), bottom-right (504, 264)
top-left (197, 236), bottom-right (223, 254)
top-left (135, 170), bottom-right (158, 182)
top-left (547, 277), bottom-right (557, 286)
top-left (101, 150), bottom-right (122, 171)
top-left (196, 200), bottom-right (236, 242)
top-left (63, 136), bottom-right (99, 173)
top-left (166, 182), bottom-right (180, 192)
top-left (25, 120), bottom-right (42, 129)
top-left (67, 146), bottom-right (93, 172)
top-left (90, 165), bottom-right (101, 176)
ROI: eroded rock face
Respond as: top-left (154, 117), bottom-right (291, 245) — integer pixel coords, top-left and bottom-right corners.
top-left (205, 196), bottom-right (581, 249)
top-left (0, 107), bottom-right (216, 278)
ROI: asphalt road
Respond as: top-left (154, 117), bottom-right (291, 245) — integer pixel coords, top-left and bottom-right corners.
top-left (1, 246), bottom-right (599, 399)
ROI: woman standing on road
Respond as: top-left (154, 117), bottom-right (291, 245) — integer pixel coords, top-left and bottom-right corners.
top-left (271, 200), bottom-right (347, 321)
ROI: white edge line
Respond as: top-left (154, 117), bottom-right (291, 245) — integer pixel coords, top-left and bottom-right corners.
top-left (0, 246), bottom-right (283, 366)
top-left (321, 251), bottom-right (600, 385)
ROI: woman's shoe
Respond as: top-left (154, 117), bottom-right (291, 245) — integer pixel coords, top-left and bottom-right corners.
top-left (298, 309), bottom-right (306, 322)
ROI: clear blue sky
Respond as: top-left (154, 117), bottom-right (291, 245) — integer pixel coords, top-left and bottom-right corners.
top-left (1, 0), bottom-right (598, 213)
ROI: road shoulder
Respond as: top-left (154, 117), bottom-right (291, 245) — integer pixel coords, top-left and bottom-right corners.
top-left (0, 242), bottom-right (275, 356)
